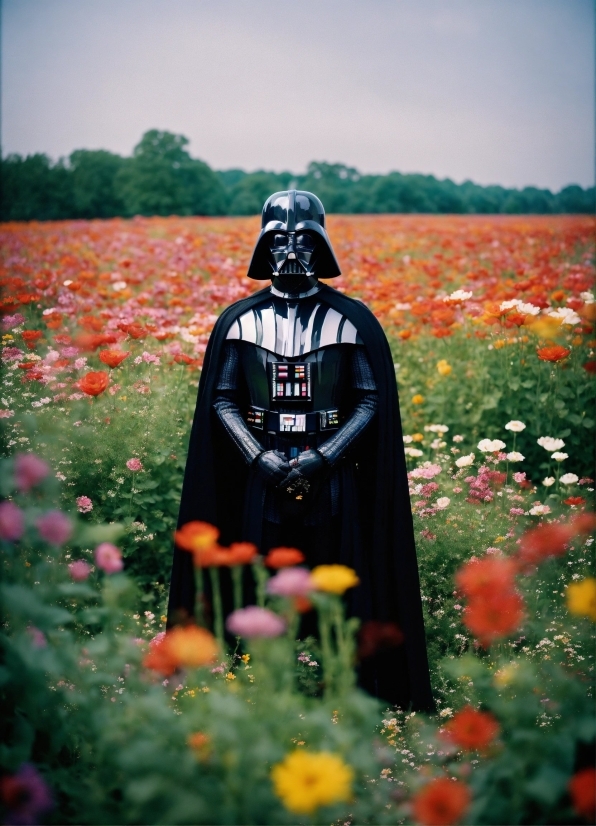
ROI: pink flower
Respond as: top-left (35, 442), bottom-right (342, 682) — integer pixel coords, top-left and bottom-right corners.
top-left (69, 560), bottom-right (92, 581)
top-left (0, 501), bottom-right (25, 541)
top-left (36, 511), bottom-right (73, 546)
top-left (95, 542), bottom-right (123, 573)
top-left (14, 453), bottom-right (50, 492)
top-left (509, 507), bottom-right (525, 516)
top-left (266, 567), bottom-right (313, 597)
top-left (126, 458), bottom-right (143, 472)
top-left (76, 496), bottom-right (93, 513)
top-left (409, 464), bottom-right (442, 480)
top-left (226, 606), bottom-right (286, 638)
top-left (0, 409), bottom-right (14, 418)
top-left (27, 626), bottom-right (47, 648)
top-left (453, 486), bottom-right (463, 494)
top-left (513, 472), bottom-right (527, 484)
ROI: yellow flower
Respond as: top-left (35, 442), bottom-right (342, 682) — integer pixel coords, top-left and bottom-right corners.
top-left (412, 394), bottom-right (425, 405)
top-left (310, 564), bottom-right (360, 595)
top-left (527, 316), bottom-right (563, 340)
top-left (493, 339), bottom-right (506, 349)
top-left (271, 750), bottom-right (354, 815)
top-left (226, 672), bottom-right (236, 680)
top-left (436, 359), bottom-right (452, 376)
top-left (566, 578), bottom-right (596, 621)
top-left (493, 663), bottom-right (519, 687)
top-left (412, 433), bottom-right (424, 442)
top-left (241, 653), bottom-right (250, 663)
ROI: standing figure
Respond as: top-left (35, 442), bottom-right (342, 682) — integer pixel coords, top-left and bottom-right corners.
top-left (168, 191), bottom-right (433, 711)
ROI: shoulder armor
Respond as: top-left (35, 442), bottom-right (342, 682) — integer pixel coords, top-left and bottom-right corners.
top-left (226, 299), bottom-right (362, 357)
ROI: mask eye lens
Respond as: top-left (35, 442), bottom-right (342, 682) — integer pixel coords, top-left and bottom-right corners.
top-left (272, 234), bottom-right (287, 248)
top-left (296, 234), bottom-right (315, 250)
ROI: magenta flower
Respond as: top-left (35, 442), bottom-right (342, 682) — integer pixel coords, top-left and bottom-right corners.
top-left (69, 560), bottom-right (92, 581)
top-left (0, 763), bottom-right (53, 825)
top-left (0, 501), bottom-right (25, 541)
top-left (76, 496), bottom-right (93, 513)
top-left (27, 626), bottom-right (47, 648)
top-left (14, 453), bottom-right (50, 492)
top-left (126, 458), bottom-right (143, 472)
top-left (266, 567), bottom-right (313, 597)
top-left (226, 606), bottom-right (286, 638)
top-left (35, 511), bottom-right (73, 546)
top-left (95, 542), bottom-right (123, 573)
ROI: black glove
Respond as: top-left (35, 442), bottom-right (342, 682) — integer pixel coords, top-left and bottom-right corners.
top-left (255, 450), bottom-right (291, 485)
top-left (281, 449), bottom-right (327, 498)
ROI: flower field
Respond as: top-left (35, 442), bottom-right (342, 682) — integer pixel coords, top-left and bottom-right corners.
top-left (1, 214), bottom-right (595, 824)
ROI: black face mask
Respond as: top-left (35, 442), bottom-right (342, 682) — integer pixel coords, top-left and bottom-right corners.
top-left (269, 231), bottom-right (317, 277)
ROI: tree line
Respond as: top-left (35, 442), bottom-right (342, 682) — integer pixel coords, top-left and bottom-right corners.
top-left (1, 129), bottom-right (593, 222)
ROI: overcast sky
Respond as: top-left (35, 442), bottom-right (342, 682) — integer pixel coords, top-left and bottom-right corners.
top-left (2, 0), bottom-right (594, 190)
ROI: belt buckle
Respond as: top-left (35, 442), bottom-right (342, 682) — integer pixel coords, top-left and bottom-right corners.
top-left (279, 413), bottom-right (306, 432)
top-left (320, 409), bottom-right (340, 430)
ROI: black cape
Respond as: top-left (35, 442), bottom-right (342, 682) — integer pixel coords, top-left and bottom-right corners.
top-left (168, 284), bottom-right (434, 711)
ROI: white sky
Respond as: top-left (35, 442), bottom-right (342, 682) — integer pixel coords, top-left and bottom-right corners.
top-left (2, 0), bottom-right (594, 190)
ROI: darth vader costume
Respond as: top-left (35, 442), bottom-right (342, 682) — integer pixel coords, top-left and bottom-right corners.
top-left (168, 191), bottom-right (434, 711)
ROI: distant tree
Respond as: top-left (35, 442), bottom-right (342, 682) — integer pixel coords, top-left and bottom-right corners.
top-left (217, 169), bottom-right (248, 189)
top-left (115, 130), bottom-right (227, 217)
top-left (502, 187), bottom-right (555, 214)
top-left (555, 185), bottom-right (595, 214)
top-left (227, 171), bottom-right (292, 215)
top-left (69, 150), bottom-right (125, 218)
top-left (1, 154), bottom-right (74, 221)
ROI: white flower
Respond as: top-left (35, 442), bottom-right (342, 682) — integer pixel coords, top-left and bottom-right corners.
top-left (425, 424), bottom-right (449, 434)
top-left (455, 453), bottom-right (475, 468)
top-left (477, 438), bottom-right (506, 452)
top-left (548, 307), bottom-right (581, 326)
top-left (112, 281), bottom-right (128, 291)
top-left (452, 435), bottom-right (464, 443)
top-left (500, 299), bottom-right (520, 311)
top-left (443, 290), bottom-right (472, 302)
top-left (529, 504), bottom-right (552, 515)
top-left (430, 439), bottom-right (446, 450)
top-left (506, 452), bottom-right (525, 462)
top-left (560, 473), bottom-right (579, 485)
top-left (403, 435), bottom-right (413, 444)
top-left (436, 497), bottom-right (450, 509)
top-left (394, 302), bottom-right (411, 310)
top-left (404, 447), bottom-right (424, 458)
top-left (505, 420), bottom-right (526, 433)
top-left (551, 452), bottom-right (568, 462)
top-left (517, 302), bottom-right (540, 316)
top-left (580, 291), bottom-right (594, 304)
top-left (537, 436), bottom-right (565, 452)
top-left (542, 477), bottom-right (555, 487)
top-left (439, 707), bottom-right (453, 718)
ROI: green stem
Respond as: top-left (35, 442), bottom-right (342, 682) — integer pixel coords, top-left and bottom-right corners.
top-left (231, 565), bottom-right (243, 611)
top-left (194, 565), bottom-right (205, 626)
top-left (209, 567), bottom-right (225, 649)
top-left (318, 605), bottom-right (335, 697)
top-left (251, 559), bottom-right (268, 608)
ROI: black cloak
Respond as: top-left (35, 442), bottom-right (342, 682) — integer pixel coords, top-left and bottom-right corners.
top-left (168, 283), bottom-right (434, 712)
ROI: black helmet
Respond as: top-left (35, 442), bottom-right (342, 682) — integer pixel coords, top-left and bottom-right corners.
top-left (246, 190), bottom-right (341, 280)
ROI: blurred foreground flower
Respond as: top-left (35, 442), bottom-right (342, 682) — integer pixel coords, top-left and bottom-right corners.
top-left (77, 370), bottom-right (110, 396)
top-left (566, 578), bottom-right (596, 621)
top-left (68, 560), bottom-right (91, 581)
top-left (442, 706), bottom-right (500, 751)
top-left (412, 776), bottom-right (471, 826)
top-left (94, 542), bottom-right (123, 573)
top-left (266, 567), bottom-right (312, 597)
top-left (271, 750), bottom-right (353, 815)
top-left (0, 501), bottom-right (24, 541)
top-left (310, 564), bottom-right (360, 594)
top-left (187, 732), bottom-right (212, 762)
top-left (536, 345), bottom-right (570, 363)
top-left (14, 453), bottom-right (50, 492)
top-left (264, 547), bottom-right (305, 568)
top-left (143, 625), bottom-right (218, 675)
top-left (226, 606), bottom-right (286, 638)
top-left (0, 763), bottom-right (53, 826)
top-left (568, 767), bottom-right (596, 822)
top-left (35, 511), bottom-right (73, 546)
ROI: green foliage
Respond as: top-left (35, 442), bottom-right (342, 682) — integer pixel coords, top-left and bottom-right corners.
top-left (69, 150), bottom-right (126, 219)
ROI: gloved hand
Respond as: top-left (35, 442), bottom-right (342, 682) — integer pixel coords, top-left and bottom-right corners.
top-left (255, 450), bottom-right (291, 485)
top-left (289, 448), bottom-right (327, 480)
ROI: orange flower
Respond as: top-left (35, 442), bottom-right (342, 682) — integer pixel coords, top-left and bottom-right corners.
top-left (455, 556), bottom-right (517, 600)
top-left (221, 541), bottom-right (258, 566)
top-left (516, 522), bottom-right (575, 568)
top-left (398, 329), bottom-right (412, 340)
top-left (568, 768), bottom-right (596, 822)
top-left (412, 777), bottom-right (471, 826)
top-left (143, 625), bottom-right (218, 675)
top-left (78, 371), bottom-right (110, 396)
top-left (536, 345), bottom-right (571, 362)
top-left (188, 731), bottom-right (212, 760)
top-left (265, 547), bottom-right (306, 568)
top-left (441, 706), bottom-right (500, 751)
top-left (463, 590), bottom-right (524, 646)
top-left (174, 521), bottom-right (221, 566)
top-left (99, 349), bottom-right (130, 368)
top-left (21, 330), bottom-right (42, 342)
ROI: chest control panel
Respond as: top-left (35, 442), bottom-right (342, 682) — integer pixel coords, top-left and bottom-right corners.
top-left (269, 362), bottom-right (312, 402)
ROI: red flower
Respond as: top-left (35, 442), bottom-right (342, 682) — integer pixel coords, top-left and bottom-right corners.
top-left (568, 768), bottom-right (596, 822)
top-left (564, 496), bottom-right (586, 507)
top-left (17, 362), bottom-right (36, 370)
top-left (265, 547), bottom-right (306, 568)
top-left (516, 522), bottom-right (575, 568)
top-left (78, 371), bottom-right (110, 396)
top-left (412, 777), bottom-right (471, 826)
top-left (21, 330), bottom-right (42, 342)
top-left (99, 349), bottom-right (130, 368)
top-left (77, 332), bottom-right (119, 351)
top-left (463, 590), bottom-right (524, 646)
top-left (221, 541), bottom-right (258, 566)
top-left (583, 360), bottom-right (596, 374)
top-left (442, 706), bottom-right (500, 751)
top-left (455, 556), bottom-right (517, 600)
top-left (536, 345), bottom-right (571, 362)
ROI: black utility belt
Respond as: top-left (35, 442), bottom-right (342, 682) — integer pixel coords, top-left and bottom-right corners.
top-left (247, 406), bottom-right (340, 433)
